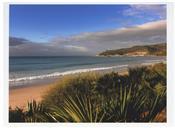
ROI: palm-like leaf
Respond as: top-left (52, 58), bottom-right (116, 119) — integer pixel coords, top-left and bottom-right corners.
top-left (48, 95), bottom-right (105, 122)
top-left (9, 63), bottom-right (166, 122)
top-left (25, 100), bottom-right (51, 122)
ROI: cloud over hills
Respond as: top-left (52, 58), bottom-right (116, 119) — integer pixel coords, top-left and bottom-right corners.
top-left (10, 20), bottom-right (166, 56)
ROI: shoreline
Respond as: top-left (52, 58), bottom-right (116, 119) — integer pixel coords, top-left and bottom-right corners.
top-left (9, 61), bottom-right (165, 109)
top-left (9, 58), bottom-right (166, 88)
top-left (9, 68), bottom-right (128, 109)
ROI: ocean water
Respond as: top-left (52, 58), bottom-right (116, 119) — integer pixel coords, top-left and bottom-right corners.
top-left (9, 56), bottom-right (166, 87)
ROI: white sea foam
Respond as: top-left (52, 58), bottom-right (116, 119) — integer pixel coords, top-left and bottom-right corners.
top-left (9, 65), bottom-right (128, 82)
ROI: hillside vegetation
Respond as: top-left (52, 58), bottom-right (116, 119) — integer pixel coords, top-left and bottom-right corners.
top-left (98, 43), bottom-right (166, 56)
top-left (9, 63), bottom-right (166, 122)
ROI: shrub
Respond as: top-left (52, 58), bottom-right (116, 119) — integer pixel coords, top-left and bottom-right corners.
top-left (9, 63), bottom-right (166, 122)
top-left (9, 101), bottom-right (54, 122)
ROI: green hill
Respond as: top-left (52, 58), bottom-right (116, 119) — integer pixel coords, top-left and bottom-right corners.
top-left (98, 43), bottom-right (166, 56)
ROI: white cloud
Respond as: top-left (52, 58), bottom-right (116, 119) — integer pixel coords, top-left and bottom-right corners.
top-left (63, 45), bottom-right (88, 52)
top-left (10, 20), bottom-right (166, 56)
top-left (67, 20), bottom-right (166, 50)
top-left (123, 5), bottom-right (166, 19)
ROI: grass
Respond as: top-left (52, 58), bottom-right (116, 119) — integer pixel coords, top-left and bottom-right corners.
top-left (9, 63), bottom-right (166, 122)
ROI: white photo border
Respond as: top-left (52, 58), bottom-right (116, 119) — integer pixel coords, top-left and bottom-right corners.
top-left (2, 1), bottom-right (175, 128)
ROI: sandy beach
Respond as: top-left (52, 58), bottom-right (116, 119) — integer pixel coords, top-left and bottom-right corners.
top-left (9, 62), bottom-right (163, 109)
top-left (9, 69), bottom-right (129, 109)
top-left (9, 83), bottom-right (54, 109)
top-left (9, 62), bottom-right (164, 109)
top-left (9, 62), bottom-right (166, 122)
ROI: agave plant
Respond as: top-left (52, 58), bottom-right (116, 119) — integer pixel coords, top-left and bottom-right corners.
top-left (142, 89), bottom-right (166, 122)
top-left (102, 83), bottom-right (166, 122)
top-left (9, 107), bottom-right (25, 122)
top-left (47, 95), bottom-right (106, 122)
top-left (9, 63), bottom-right (166, 122)
top-left (9, 100), bottom-right (49, 122)
top-left (102, 85), bottom-right (145, 122)
top-left (24, 100), bottom-right (48, 122)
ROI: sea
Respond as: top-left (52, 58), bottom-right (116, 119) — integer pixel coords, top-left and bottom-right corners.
top-left (9, 56), bottom-right (166, 87)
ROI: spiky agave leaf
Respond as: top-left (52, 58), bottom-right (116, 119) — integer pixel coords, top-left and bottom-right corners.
top-left (47, 95), bottom-right (106, 122)
top-left (25, 100), bottom-right (51, 122)
top-left (143, 90), bottom-right (166, 122)
top-left (103, 85), bottom-right (150, 122)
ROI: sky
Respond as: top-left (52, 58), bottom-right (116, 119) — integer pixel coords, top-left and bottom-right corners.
top-left (9, 4), bottom-right (166, 56)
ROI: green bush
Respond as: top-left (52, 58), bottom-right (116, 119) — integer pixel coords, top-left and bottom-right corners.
top-left (9, 100), bottom-right (54, 122)
top-left (9, 63), bottom-right (166, 122)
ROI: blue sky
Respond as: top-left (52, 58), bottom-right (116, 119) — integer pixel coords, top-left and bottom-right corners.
top-left (9, 4), bottom-right (166, 56)
top-left (10, 5), bottom-right (166, 43)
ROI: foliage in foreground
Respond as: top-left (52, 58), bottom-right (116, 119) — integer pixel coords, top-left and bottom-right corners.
top-left (9, 63), bottom-right (166, 122)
